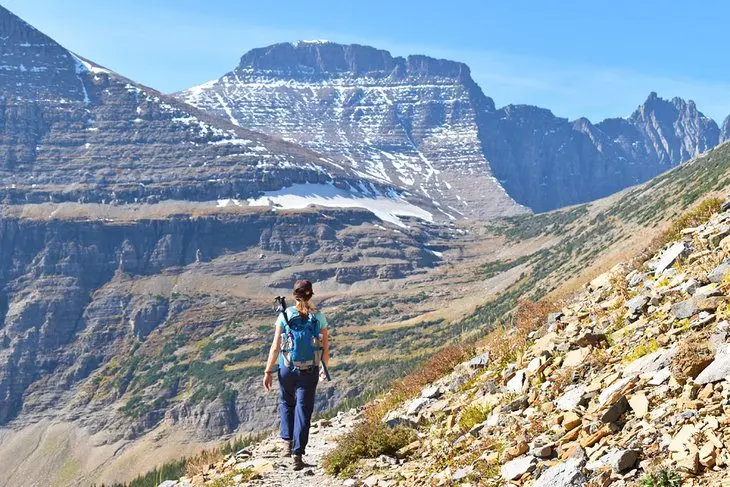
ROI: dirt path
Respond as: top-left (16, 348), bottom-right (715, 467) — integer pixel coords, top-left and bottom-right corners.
top-left (242, 409), bottom-right (359, 487)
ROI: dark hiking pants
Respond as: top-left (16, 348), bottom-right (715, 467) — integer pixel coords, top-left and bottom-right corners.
top-left (278, 366), bottom-right (319, 455)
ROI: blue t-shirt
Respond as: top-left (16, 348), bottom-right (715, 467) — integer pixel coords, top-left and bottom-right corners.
top-left (275, 306), bottom-right (328, 330)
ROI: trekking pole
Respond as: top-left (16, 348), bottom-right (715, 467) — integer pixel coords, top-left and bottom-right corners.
top-left (274, 296), bottom-right (290, 326)
top-left (319, 345), bottom-right (332, 382)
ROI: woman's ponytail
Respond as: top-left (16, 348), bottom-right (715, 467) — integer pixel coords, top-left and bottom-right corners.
top-left (293, 279), bottom-right (316, 316)
top-left (295, 298), bottom-right (317, 317)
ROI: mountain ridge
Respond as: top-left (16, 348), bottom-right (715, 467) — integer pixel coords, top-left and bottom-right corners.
top-left (179, 41), bottom-right (725, 213)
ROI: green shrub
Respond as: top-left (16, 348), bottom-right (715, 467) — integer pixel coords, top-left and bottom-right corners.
top-left (640, 468), bottom-right (682, 487)
top-left (624, 338), bottom-right (659, 364)
top-left (457, 403), bottom-right (491, 432)
top-left (322, 422), bottom-right (417, 476)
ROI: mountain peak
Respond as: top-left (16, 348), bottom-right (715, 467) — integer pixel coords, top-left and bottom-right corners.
top-left (0, 5), bottom-right (90, 101)
top-left (236, 41), bottom-right (472, 81)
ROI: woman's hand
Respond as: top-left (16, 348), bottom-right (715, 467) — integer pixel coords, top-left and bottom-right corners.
top-left (263, 372), bottom-right (273, 391)
top-left (319, 367), bottom-right (328, 382)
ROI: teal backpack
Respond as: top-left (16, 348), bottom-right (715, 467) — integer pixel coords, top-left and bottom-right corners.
top-left (280, 307), bottom-right (321, 370)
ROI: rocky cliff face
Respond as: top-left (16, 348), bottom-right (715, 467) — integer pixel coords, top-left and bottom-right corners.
top-left (0, 209), bottom-right (444, 436)
top-left (177, 41), bottom-right (526, 220)
top-left (179, 42), bottom-right (724, 213)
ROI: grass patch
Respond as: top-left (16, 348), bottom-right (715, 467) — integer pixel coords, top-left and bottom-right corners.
top-left (640, 468), bottom-right (682, 487)
top-left (624, 338), bottom-right (659, 364)
top-left (458, 404), bottom-right (491, 432)
top-left (321, 422), bottom-right (417, 477)
top-left (653, 197), bottom-right (723, 249)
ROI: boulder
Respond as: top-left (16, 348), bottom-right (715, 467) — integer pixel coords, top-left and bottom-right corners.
top-left (500, 455), bottom-right (537, 481)
top-left (532, 459), bottom-right (586, 487)
top-left (671, 299), bottom-right (698, 320)
top-left (653, 242), bottom-right (686, 276)
top-left (708, 260), bottom-right (730, 283)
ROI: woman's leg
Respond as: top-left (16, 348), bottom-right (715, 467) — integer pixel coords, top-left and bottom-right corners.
top-left (292, 368), bottom-right (319, 455)
top-left (278, 367), bottom-right (296, 442)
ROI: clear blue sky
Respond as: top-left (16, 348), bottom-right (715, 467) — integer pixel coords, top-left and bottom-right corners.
top-left (4, 0), bottom-right (730, 122)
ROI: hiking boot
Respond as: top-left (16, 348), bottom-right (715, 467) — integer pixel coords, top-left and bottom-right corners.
top-left (277, 439), bottom-right (292, 457)
top-left (292, 454), bottom-right (305, 471)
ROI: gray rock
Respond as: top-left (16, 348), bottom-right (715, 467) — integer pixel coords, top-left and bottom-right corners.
top-left (592, 449), bottom-right (639, 472)
top-left (625, 295), bottom-right (649, 315)
top-left (708, 261), bottom-right (730, 283)
top-left (710, 321), bottom-right (729, 348)
top-left (556, 385), bottom-right (587, 411)
top-left (506, 370), bottom-right (528, 393)
top-left (599, 377), bottom-right (634, 406)
top-left (421, 386), bottom-right (442, 399)
top-left (653, 242), bottom-right (686, 276)
top-left (648, 367), bottom-right (672, 385)
top-left (622, 347), bottom-right (676, 377)
top-left (672, 299), bottom-right (698, 320)
top-left (532, 459), bottom-right (586, 487)
top-left (600, 396), bottom-right (629, 423)
top-left (406, 397), bottom-right (433, 416)
top-left (504, 396), bottom-right (529, 412)
top-left (532, 444), bottom-right (553, 458)
top-left (452, 466), bottom-right (474, 481)
top-left (628, 272), bottom-right (648, 288)
top-left (609, 449), bottom-right (639, 472)
top-left (695, 344), bottom-right (730, 384)
top-left (500, 455), bottom-right (537, 481)
top-left (693, 283), bottom-right (721, 299)
top-left (157, 482), bottom-right (177, 487)
top-left (469, 352), bottom-right (490, 368)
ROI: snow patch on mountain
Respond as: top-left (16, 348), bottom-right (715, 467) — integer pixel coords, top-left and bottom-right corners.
top-left (241, 182), bottom-right (434, 227)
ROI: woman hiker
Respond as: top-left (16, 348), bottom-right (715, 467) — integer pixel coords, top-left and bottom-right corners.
top-left (263, 279), bottom-right (330, 471)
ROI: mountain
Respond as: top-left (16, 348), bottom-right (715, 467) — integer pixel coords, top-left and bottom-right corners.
top-left (176, 41), bottom-right (526, 220)
top-left (0, 9), bottom-right (420, 211)
top-left (178, 42), bottom-right (723, 213)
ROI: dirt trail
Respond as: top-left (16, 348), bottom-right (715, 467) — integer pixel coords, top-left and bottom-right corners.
top-left (237, 409), bottom-right (358, 487)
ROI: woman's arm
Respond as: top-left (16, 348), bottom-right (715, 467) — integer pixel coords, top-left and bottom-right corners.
top-left (263, 326), bottom-right (283, 392)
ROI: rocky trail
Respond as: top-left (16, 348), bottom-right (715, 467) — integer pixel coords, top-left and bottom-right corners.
top-left (160, 410), bottom-right (359, 487)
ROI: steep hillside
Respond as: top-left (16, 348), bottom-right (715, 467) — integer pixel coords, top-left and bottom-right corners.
top-left (178, 41), bottom-right (721, 213)
top-left (321, 199), bottom-right (730, 487)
